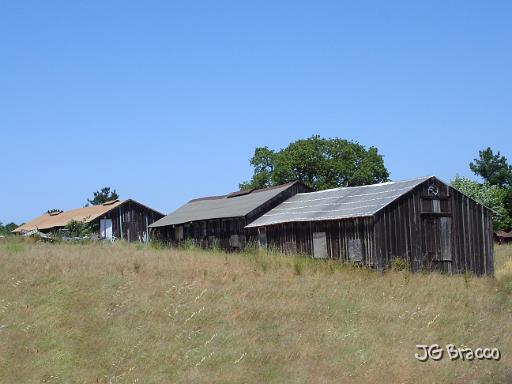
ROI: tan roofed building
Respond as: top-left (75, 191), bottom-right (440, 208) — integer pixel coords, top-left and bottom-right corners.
top-left (14, 199), bottom-right (164, 242)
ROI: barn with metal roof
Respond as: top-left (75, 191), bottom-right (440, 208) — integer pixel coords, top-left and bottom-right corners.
top-left (247, 176), bottom-right (494, 276)
top-left (149, 181), bottom-right (311, 250)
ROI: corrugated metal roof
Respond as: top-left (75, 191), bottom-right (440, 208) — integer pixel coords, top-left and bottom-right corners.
top-left (149, 182), bottom-right (300, 228)
top-left (246, 176), bottom-right (433, 227)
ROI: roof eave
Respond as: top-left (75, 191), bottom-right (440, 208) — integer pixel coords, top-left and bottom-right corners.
top-left (245, 213), bottom-right (375, 228)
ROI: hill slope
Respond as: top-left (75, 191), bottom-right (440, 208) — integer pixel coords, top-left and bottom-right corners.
top-left (0, 239), bottom-right (511, 383)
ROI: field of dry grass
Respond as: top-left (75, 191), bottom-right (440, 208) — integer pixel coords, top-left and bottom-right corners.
top-left (0, 238), bottom-right (511, 383)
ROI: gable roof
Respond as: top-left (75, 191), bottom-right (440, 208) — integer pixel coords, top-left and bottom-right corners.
top-left (149, 182), bottom-right (303, 228)
top-left (246, 176), bottom-right (433, 227)
top-left (12, 199), bottom-right (161, 233)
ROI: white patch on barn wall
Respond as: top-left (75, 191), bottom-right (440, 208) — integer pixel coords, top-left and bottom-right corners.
top-left (258, 227), bottom-right (267, 249)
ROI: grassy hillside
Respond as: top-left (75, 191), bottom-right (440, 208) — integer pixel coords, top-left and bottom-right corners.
top-left (0, 239), bottom-right (511, 383)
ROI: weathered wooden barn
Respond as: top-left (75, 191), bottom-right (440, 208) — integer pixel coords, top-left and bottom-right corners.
top-left (149, 182), bottom-right (311, 249)
top-left (246, 176), bottom-right (494, 276)
top-left (13, 199), bottom-right (164, 242)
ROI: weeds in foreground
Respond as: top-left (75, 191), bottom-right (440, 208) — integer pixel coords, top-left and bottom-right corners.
top-left (0, 239), bottom-right (511, 383)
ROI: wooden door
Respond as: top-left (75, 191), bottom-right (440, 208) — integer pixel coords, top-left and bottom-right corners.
top-left (421, 215), bottom-right (452, 272)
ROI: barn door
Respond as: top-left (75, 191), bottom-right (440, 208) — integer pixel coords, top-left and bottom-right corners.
top-left (100, 219), bottom-right (113, 239)
top-left (421, 216), bottom-right (452, 272)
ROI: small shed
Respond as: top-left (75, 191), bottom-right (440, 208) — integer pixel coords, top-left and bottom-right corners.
top-left (13, 199), bottom-right (164, 242)
top-left (246, 176), bottom-right (494, 275)
top-left (149, 182), bottom-right (311, 250)
top-left (495, 230), bottom-right (512, 244)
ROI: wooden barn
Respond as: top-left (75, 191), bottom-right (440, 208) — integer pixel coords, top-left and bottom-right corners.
top-left (246, 176), bottom-right (494, 276)
top-left (13, 199), bottom-right (164, 242)
top-left (149, 182), bottom-right (311, 250)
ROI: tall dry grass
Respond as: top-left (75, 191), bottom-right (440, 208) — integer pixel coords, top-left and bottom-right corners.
top-left (0, 238), bottom-right (511, 383)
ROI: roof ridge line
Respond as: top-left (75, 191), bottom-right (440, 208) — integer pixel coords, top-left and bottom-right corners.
top-left (293, 176), bottom-right (433, 196)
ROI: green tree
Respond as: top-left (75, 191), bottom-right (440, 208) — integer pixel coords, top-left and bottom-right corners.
top-left (240, 135), bottom-right (389, 190)
top-left (0, 222), bottom-right (18, 236)
top-left (239, 147), bottom-right (276, 190)
top-left (451, 176), bottom-right (511, 230)
top-left (87, 187), bottom-right (119, 206)
top-left (470, 147), bottom-right (512, 188)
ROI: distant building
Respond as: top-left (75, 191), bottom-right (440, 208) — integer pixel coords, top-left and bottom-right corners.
top-left (149, 182), bottom-right (311, 250)
top-left (495, 230), bottom-right (512, 244)
top-left (247, 176), bottom-right (494, 276)
top-left (13, 199), bottom-right (163, 242)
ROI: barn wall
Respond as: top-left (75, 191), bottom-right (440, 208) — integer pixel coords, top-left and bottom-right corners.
top-left (373, 178), bottom-right (494, 275)
top-left (96, 201), bottom-right (164, 242)
top-left (152, 182), bottom-right (312, 251)
top-left (264, 218), bottom-right (375, 264)
top-left (373, 184), bottom-right (424, 272)
top-left (450, 187), bottom-right (494, 275)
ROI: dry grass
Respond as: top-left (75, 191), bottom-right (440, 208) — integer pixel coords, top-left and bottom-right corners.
top-left (0, 238), bottom-right (511, 383)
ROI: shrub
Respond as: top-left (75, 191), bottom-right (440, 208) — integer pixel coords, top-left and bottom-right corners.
top-left (64, 219), bottom-right (93, 238)
top-left (391, 257), bottom-right (408, 272)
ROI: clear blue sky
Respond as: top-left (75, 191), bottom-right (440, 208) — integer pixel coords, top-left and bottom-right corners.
top-left (1, 1), bottom-right (511, 224)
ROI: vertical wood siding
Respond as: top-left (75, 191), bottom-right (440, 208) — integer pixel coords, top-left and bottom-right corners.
top-left (94, 201), bottom-right (164, 242)
top-left (264, 218), bottom-right (375, 265)
top-left (152, 183), bottom-right (311, 250)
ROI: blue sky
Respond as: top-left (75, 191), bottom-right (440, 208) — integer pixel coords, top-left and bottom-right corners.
top-left (1, 0), bottom-right (511, 224)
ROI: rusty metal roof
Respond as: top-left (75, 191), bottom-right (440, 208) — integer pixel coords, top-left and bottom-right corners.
top-left (246, 177), bottom-right (433, 227)
top-left (14, 199), bottom-right (164, 233)
top-left (149, 182), bottom-right (302, 227)
top-left (13, 200), bottom-right (125, 233)
top-left (12, 199), bottom-right (154, 233)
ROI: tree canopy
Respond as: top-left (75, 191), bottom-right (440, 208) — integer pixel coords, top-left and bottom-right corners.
top-left (0, 222), bottom-right (18, 236)
top-left (470, 147), bottom-right (512, 188)
top-left (87, 187), bottom-right (119, 206)
top-left (240, 135), bottom-right (389, 191)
